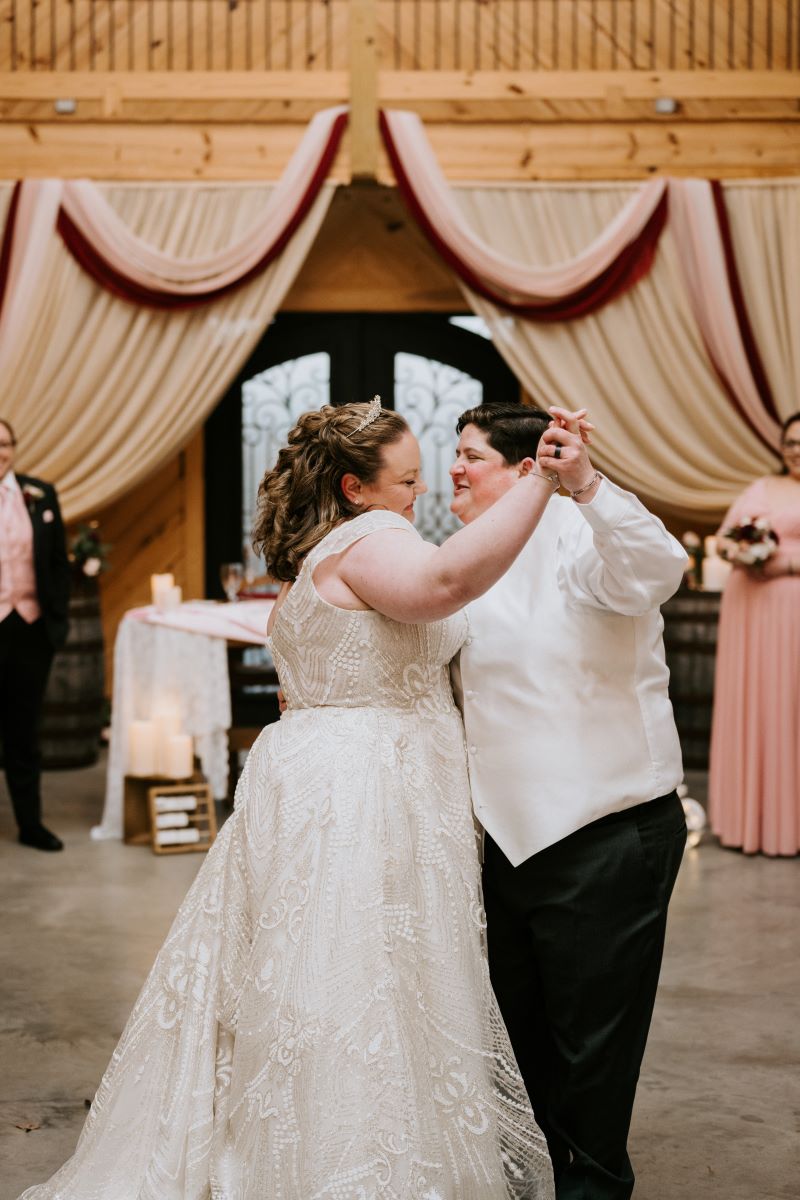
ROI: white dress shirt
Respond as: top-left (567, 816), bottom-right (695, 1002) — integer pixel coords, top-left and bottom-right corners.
top-left (452, 478), bottom-right (687, 866)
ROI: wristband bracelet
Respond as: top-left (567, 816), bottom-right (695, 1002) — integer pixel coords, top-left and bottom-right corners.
top-left (532, 469), bottom-right (559, 490)
top-left (570, 471), bottom-right (602, 500)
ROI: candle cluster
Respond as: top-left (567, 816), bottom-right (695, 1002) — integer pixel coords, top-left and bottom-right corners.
top-left (150, 573), bottom-right (183, 612)
top-left (681, 531), bottom-right (733, 592)
top-left (128, 715), bottom-right (194, 780)
top-left (700, 536), bottom-right (733, 592)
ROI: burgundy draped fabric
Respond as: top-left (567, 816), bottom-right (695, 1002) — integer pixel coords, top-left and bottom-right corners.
top-left (711, 181), bottom-right (781, 427)
top-left (380, 109), bottom-right (668, 322)
top-left (0, 101), bottom-right (785, 480)
top-left (0, 183), bottom-right (21, 321)
top-left (55, 108), bottom-right (348, 310)
top-left (668, 178), bottom-right (782, 456)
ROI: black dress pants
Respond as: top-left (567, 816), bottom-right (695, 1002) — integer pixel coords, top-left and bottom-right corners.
top-left (483, 792), bottom-right (686, 1200)
top-left (0, 611), bottom-right (54, 832)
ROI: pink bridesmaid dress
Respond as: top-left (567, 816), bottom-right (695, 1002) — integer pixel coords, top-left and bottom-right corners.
top-left (709, 477), bottom-right (800, 855)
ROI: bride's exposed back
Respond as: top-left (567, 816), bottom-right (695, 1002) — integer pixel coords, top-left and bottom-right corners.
top-left (20, 400), bottom-right (560, 1200)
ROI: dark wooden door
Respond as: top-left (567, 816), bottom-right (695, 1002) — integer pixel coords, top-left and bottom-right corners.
top-left (204, 313), bottom-right (520, 594)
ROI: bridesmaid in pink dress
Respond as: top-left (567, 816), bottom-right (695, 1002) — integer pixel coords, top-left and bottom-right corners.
top-left (709, 412), bottom-right (800, 856)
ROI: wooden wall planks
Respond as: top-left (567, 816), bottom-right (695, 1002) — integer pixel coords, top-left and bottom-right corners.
top-left (94, 431), bottom-right (204, 688)
top-left (2, 118), bottom-right (797, 180)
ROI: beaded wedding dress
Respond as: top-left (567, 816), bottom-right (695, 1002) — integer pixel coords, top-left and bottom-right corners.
top-left (21, 511), bottom-right (553, 1200)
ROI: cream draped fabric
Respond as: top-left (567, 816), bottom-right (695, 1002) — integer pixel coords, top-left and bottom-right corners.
top-left (381, 109), bottom-right (666, 303)
top-left (455, 183), bottom-right (788, 520)
top-left (56, 107), bottom-right (346, 296)
top-left (724, 181), bottom-right (800, 413)
top-left (0, 180), bottom-right (334, 520)
top-left (668, 179), bottom-right (782, 450)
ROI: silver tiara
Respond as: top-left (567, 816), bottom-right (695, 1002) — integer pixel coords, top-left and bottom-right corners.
top-left (351, 395), bottom-right (382, 436)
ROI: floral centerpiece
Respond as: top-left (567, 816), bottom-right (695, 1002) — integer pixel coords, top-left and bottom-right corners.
top-left (69, 521), bottom-right (111, 581)
top-left (718, 516), bottom-right (779, 567)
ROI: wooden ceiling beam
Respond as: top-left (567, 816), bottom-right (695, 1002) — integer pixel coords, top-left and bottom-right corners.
top-left (381, 69), bottom-right (800, 103)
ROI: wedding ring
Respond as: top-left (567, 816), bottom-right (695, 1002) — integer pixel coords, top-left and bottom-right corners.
top-left (553, 445), bottom-right (562, 459)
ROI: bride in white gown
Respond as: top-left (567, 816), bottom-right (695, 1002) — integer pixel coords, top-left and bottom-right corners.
top-left (20, 398), bottom-right (562, 1200)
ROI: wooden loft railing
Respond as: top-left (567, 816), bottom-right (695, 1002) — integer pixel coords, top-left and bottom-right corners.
top-left (0, 1), bottom-right (798, 180)
top-left (2, 1), bottom-right (798, 73)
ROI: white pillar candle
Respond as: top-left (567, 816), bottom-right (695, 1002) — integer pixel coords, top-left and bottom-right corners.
top-left (155, 827), bottom-right (201, 846)
top-left (163, 584), bottom-right (183, 612)
top-left (155, 713), bottom-right (182, 775)
top-left (150, 573), bottom-right (175, 611)
top-left (702, 555), bottom-right (732, 592)
top-left (165, 734), bottom-right (194, 780)
top-left (128, 720), bottom-right (157, 777)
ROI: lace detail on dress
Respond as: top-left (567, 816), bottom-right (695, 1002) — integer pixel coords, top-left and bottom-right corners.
top-left (19, 510), bottom-right (553, 1200)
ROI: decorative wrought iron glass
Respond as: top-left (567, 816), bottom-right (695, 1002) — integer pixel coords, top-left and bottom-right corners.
top-left (394, 352), bottom-right (482, 544)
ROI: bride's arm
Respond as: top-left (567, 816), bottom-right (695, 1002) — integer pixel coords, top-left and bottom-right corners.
top-left (339, 472), bottom-right (555, 623)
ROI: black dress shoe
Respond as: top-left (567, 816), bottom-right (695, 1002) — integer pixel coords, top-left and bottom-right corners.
top-left (18, 824), bottom-right (64, 852)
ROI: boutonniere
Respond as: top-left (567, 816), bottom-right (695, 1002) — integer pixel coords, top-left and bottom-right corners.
top-left (21, 483), bottom-right (45, 512)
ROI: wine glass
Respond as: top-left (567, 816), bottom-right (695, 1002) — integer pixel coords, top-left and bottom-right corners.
top-left (219, 562), bottom-right (244, 603)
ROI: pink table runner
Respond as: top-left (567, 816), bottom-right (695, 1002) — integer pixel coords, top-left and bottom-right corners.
top-left (128, 599), bottom-right (274, 644)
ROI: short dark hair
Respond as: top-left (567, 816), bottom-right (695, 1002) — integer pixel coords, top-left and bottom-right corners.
top-left (0, 418), bottom-right (16, 445)
top-left (455, 403), bottom-right (549, 465)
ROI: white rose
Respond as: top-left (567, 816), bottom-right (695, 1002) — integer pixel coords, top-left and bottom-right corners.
top-left (83, 557), bottom-right (102, 577)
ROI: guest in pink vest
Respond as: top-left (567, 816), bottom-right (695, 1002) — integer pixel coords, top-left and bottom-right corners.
top-left (0, 418), bottom-right (70, 850)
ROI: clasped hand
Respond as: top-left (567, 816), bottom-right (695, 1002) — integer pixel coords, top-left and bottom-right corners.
top-left (536, 406), bottom-right (597, 494)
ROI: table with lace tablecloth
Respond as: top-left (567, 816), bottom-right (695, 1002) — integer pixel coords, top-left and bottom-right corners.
top-left (92, 600), bottom-right (274, 840)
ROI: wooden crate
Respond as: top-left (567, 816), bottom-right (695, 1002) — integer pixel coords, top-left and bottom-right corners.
top-left (122, 771), bottom-right (217, 854)
top-left (147, 780), bottom-right (217, 855)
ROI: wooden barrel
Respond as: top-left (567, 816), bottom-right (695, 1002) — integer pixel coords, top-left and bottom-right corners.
top-left (661, 588), bottom-right (721, 769)
top-left (40, 584), bottom-right (106, 769)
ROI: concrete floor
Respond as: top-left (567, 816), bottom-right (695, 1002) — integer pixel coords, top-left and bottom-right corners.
top-left (0, 762), bottom-right (797, 1200)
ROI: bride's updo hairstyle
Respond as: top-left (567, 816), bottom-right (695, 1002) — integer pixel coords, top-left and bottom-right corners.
top-left (252, 401), bottom-right (409, 581)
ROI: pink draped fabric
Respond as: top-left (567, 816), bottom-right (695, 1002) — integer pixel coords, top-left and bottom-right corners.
top-left (379, 108), bottom-right (781, 456)
top-left (0, 107), bottom-right (347, 323)
top-left (380, 107), bottom-right (668, 313)
top-left (0, 179), bottom-right (63, 378)
top-left (0, 106), bottom-right (784, 476)
top-left (56, 106), bottom-right (347, 304)
top-left (56, 106), bottom-right (348, 308)
top-left (668, 178), bottom-right (782, 455)
top-left (710, 180), bottom-right (782, 427)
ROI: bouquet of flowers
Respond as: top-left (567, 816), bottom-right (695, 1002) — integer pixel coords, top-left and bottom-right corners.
top-left (69, 521), bottom-right (111, 579)
top-left (718, 516), bottom-right (779, 567)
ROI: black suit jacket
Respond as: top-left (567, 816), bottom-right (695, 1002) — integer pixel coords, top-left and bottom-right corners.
top-left (15, 474), bottom-right (71, 650)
